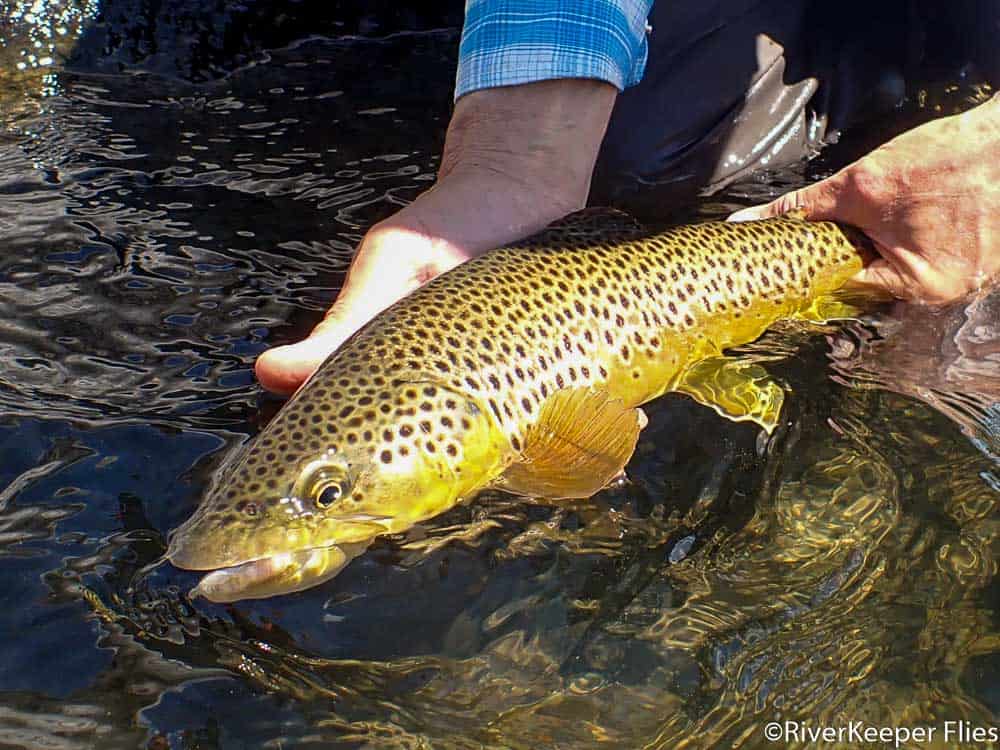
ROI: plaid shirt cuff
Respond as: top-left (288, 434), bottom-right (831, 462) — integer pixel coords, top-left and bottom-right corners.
top-left (456, 0), bottom-right (654, 99)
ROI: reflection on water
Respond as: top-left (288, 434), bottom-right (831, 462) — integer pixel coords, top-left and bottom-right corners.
top-left (0, 9), bottom-right (998, 750)
top-left (0, 0), bottom-right (98, 112)
top-left (1, 28), bottom-right (452, 427)
top-left (831, 288), bottom-right (1000, 464)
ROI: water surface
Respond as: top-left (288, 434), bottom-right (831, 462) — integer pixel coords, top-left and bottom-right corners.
top-left (1, 12), bottom-right (999, 750)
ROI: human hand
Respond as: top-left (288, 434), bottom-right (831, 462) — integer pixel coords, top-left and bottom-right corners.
top-left (255, 79), bottom-right (617, 395)
top-left (730, 93), bottom-right (1000, 304)
top-left (253, 219), bottom-right (468, 395)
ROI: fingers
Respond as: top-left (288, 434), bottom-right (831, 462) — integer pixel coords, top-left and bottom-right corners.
top-left (726, 203), bottom-right (776, 222)
top-left (727, 182), bottom-right (814, 222)
top-left (255, 271), bottom-right (380, 395)
top-left (254, 296), bottom-right (377, 396)
top-left (727, 194), bottom-right (795, 222)
top-left (850, 259), bottom-right (910, 301)
top-left (254, 284), bottom-right (406, 396)
top-left (728, 167), bottom-right (853, 224)
top-left (730, 101), bottom-right (999, 304)
top-left (254, 325), bottom-right (349, 397)
top-left (254, 225), bottom-right (471, 395)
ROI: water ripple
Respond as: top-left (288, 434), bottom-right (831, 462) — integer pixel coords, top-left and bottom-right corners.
top-left (0, 18), bottom-right (998, 750)
top-left (0, 32), bottom-right (454, 427)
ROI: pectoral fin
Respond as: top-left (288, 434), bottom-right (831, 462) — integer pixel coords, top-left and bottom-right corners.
top-left (493, 388), bottom-right (645, 499)
top-left (675, 357), bottom-right (785, 434)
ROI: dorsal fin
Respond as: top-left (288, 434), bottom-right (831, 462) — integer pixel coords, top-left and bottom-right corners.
top-left (517, 208), bottom-right (646, 248)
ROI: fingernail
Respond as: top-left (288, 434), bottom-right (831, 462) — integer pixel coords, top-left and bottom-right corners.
top-left (727, 206), bottom-right (764, 222)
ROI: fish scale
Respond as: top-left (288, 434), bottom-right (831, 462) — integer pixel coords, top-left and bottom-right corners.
top-left (168, 209), bottom-right (868, 601)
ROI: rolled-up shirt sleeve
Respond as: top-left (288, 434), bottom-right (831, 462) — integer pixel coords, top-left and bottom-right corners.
top-left (456, 0), bottom-right (654, 99)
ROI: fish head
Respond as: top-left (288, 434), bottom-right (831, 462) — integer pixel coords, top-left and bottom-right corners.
top-left (167, 380), bottom-right (505, 602)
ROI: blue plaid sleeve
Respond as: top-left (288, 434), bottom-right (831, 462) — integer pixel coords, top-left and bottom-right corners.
top-left (456, 0), bottom-right (654, 99)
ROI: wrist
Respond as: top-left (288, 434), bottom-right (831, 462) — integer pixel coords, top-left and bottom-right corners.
top-left (368, 79), bottom-right (617, 260)
top-left (374, 157), bottom-right (584, 258)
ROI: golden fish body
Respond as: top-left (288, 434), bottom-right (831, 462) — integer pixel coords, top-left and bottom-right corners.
top-left (167, 211), bottom-right (866, 601)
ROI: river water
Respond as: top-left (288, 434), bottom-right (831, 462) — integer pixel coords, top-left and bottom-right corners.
top-left (1, 5), bottom-right (998, 749)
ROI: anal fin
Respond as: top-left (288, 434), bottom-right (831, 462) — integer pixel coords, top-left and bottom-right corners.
top-left (675, 357), bottom-right (785, 434)
top-left (797, 286), bottom-right (890, 324)
top-left (493, 388), bottom-right (645, 500)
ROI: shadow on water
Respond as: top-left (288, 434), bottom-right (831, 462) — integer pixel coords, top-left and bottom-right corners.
top-left (0, 2), bottom-right (999, 748)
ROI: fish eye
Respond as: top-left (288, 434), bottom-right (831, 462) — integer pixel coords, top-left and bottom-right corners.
top-left (315, 482), bottom-right (345, 508)
top-left (292, 456), bottom-right (352, 510)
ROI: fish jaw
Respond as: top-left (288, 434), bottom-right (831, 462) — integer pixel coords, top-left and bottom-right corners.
top-left (189, 542), bottom-right (370, 602)
top-left (166, 504), bottom-right (387, 563)
top-left (167, 515), bottom-right (383, 602)
top-left (165, 506), bottom-right (389, 601)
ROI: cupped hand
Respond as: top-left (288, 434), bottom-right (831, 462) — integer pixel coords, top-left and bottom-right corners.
top-left (731, 93), bottom-right (1000, 304)
top-left (254, 78), bottom-right (618, 395)
top-left (254, 222), bottom-right (471, 395)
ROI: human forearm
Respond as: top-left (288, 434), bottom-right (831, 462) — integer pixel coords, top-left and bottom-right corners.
top-left (256, 78), bottom-right (617, 394)
top-left (376, 78), bottom-right (618, 252)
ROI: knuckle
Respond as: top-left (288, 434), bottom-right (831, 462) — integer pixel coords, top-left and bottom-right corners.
top-left (775, 193), bottom-right (800, 213)
top-left (842, 155), bottom-right (898, 208)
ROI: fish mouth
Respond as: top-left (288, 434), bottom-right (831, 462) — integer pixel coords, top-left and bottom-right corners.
top-left (165, 513), bottom-right (393, 600)
top-left (179, 543), bottom-right (370, 603)
top-left (168, 509), bottom-right (392, 561)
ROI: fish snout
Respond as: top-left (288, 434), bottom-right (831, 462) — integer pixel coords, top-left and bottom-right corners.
top-left (166, 510), bottom-right (389, 573)
top-left (165, 511), bottom-right (287, 572)
top-left (165, 526), bottom-right (234, 572)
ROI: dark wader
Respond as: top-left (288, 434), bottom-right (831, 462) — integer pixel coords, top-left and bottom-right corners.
top-left (591, 0), bottom-right (1000, 218)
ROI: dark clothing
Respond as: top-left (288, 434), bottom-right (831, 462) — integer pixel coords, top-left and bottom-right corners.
top-left (591, 0), bottom-right (1000, 217)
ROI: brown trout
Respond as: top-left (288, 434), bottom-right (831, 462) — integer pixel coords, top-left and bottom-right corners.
top-left (167, 210), bottom-right (869, 601)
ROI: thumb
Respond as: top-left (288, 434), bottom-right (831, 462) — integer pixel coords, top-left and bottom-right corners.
top-left (253, 228), bottom-right (461, 395)
top-left (253, 226), bottom-right (437, 396)
top-left (255, 276), bottom-right (400, 396)
top-left (253, 306), bottom-right (362, 396)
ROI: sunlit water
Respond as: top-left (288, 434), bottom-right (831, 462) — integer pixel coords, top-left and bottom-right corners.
top-left (1, 10), bottom-right (999, 750)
